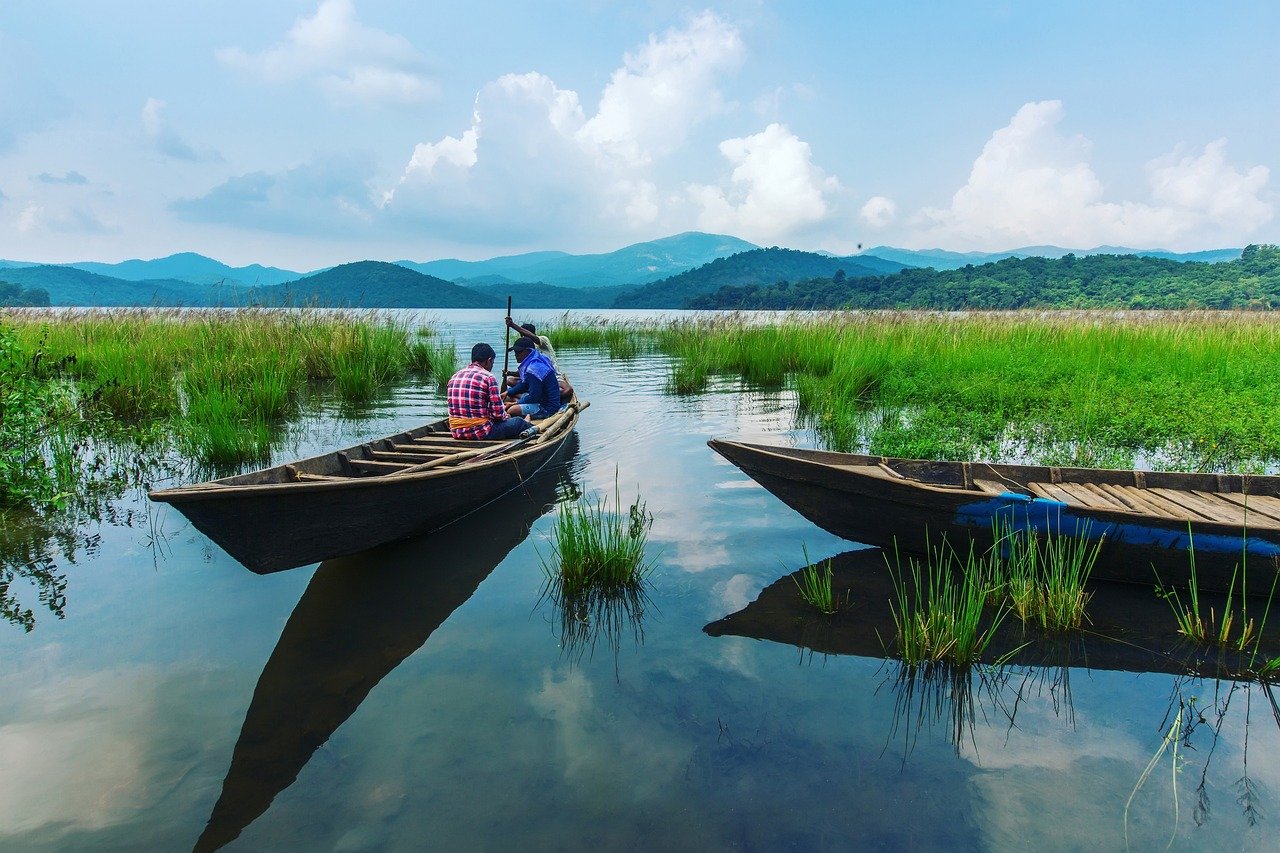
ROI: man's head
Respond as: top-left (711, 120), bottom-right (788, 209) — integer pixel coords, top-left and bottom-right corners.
top-left (509, 336), bottom-right (538, 362)
top-left (471, 342), bottom-right (496, 368)
top-left (521, 322), bottom-right (536, 335)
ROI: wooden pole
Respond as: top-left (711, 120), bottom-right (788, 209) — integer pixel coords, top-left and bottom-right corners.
top-left (502, 296), bottom-right (513, 383)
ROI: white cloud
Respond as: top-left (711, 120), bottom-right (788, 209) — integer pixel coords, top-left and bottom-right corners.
top-left (917, 100), bottom-right (1273, 250)
top-left (578, 11), bottom-right (743, 167)
top-left (217, 0), bottom-right (436, 107)
top-left (860, 195), bottom-right (896, 228)
top-left (382, 13), bottom-right (744, 243)
top-left (688, 123), bottom-right (839, 243)
top-left (140, 98), bottom-right (217, 162)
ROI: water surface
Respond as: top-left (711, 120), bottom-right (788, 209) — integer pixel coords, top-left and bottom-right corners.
top-left (1, 310), bottom-right (1276, 850)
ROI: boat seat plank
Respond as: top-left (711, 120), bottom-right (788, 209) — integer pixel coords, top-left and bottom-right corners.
top-left (370, 450), bottom-right (456, 463)
top-left (1027, 482), bottom-right (1078, 504)
top-left (294, 472), bottom-right (354, 482)
top-left (1191, 491), bottom-right (1280, 526)
top-left (348, 459), bottom-right (416, 474)
top-left (973, 478), bottom-right (1018, 495)
top-left (1025, 482), bottom-right (1055, 500)
top-left (387, 443), bottom-right (459, 455)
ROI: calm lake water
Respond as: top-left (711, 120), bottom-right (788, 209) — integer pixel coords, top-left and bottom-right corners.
top-left (2, 309), bottom-right (1277, 850)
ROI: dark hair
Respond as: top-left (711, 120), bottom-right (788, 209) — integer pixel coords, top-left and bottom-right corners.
top-left (471, 342), bottom-right (496, 362)
top-left (521, 322), bottom-right (537, 335)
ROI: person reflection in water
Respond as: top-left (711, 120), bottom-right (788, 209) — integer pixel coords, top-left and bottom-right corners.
top-left (446, 343), bottom-right (533, 440)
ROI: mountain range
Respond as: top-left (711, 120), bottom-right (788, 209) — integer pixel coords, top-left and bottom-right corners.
top-left (0, 232), bottom-right (1248, 309)
top-left (861, 245), bottom-right (1244, 270)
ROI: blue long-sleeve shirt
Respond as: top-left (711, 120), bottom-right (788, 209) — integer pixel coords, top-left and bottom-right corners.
top-left (507, 351), bottom-right (561, 419)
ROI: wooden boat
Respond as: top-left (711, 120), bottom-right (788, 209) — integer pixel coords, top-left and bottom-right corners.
top-left (708, 440), bottom-right (1280, 596)
top-left (150, 401), bottom-right (587, 573)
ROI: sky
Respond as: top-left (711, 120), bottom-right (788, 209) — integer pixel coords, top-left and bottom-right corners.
top-left (0, 0), bottom-right (1277, 268)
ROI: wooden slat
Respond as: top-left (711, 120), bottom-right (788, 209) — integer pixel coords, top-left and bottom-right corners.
top-left (1026, 482), bottom-right (1055, 499)
top-left (973, 478), bottom-right (1015, 495)
top-left (1079, 482), bottom-right (1133, 511)
top-left (1211, 492), bottom-right (1280, 524)
top-left (369, 450), bottom-right (454, 463)
top-left (1117, 485), bottom-right (1213, 521)
top-left (1030, 482), bottom-right (1078, 504)
top-left (1056, 482), bottom-right (1120, 511)
top-left (387, 443), bottom-right (457, 454)
top-left (348, 459), bottom-right (414, 473)
top-left (1151, 488), bottom-right (1247, 525)
top-left (1194, 491), bottom-right (1280, 526)
top-left (1097, 483), bottom-right (1171, 516)
top-left (295, 472), bottom-right (353, 482)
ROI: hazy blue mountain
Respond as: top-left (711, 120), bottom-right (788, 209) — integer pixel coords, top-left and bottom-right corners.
top-left (862, 245), bottom-right (1244, 270)
top-left (615, 247), bottom-right (909, 308)
top-left (68, 252), bottom-right (301, 286)
top-left (398, 251), bottom-right (571, 281)
top-left (398, 232), bottom-right (759, 288)
top-left (0, 259), bottom-right (42, 269)
top-left (0, 265), bottom-right (251, 306)
top-left (256, 261), bottom-right (501, 308)
top-left (466, 280), bottom-right (632, 309)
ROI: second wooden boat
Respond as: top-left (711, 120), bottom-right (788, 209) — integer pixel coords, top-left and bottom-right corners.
top-left (708, 439), bottom-right (1280, 595)
top-left (150, 401), bottom-right (587, 573)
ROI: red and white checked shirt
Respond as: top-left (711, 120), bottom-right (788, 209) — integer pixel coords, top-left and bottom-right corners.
top-left (446, 362), bottom-right (508, 439)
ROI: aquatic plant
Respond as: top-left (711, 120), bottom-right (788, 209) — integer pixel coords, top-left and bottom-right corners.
top-left (791, 545), bottom-right (843, 614)
top-left (992, 516), bottom-right (1101, 632)
top-left (547, 312), bottom-right (1280, 472)
top-left (888, 537), bottom-right (1006, 667)
top-left (540, 484), bottom-right (654, 596)
top-left (1155, 519), bottom-right (1280, 658)
top-left (2, 309), bottom-right (441, 467)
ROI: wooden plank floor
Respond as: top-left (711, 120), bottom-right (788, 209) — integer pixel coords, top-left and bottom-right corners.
top-left (1022, 481), bottom-right (1280, 528)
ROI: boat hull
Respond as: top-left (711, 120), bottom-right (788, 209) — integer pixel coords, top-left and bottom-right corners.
top-left (153, 413), bottom-right (581, 574)
top-left (709, 440), bottom-right (1280, 596)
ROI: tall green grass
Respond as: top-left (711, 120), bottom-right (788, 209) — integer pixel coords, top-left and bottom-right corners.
top-left (540, 485), bottom-right (654, 596)
top-left (3, 309), bottom-right (441, 466)
top-left (990, 517), bottom-right (1102, 632)
top-left (888, 538), bottom-right (1006, 667)
top-left (550, 312), bottom-right (1280, 471)
top-left (791, 544), bottom-right (844, 614)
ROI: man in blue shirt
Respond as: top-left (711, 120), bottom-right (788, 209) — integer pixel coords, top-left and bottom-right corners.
top-left (503, 336), bottom-right (562, 420)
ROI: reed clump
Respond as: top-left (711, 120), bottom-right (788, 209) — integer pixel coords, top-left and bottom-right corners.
top-left (791, 545), bottom-right (845, 614)
top-left (541, 486), bottom-right (654, 596)
top-left (549, 312), bottom-right (1280, 471)
top-left (889, 539), bottom-right (1006, 667)
top-left (2, 309), bottom-right (446, 467)
top-left (988, 518), bottom-right (1101, 632)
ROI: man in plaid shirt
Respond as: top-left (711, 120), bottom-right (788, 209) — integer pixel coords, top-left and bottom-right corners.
top-left (446, 343), bottom-right (534, 440)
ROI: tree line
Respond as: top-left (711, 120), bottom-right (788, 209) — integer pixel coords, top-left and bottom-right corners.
top-left (687, 245), bottom-right (1280, 311)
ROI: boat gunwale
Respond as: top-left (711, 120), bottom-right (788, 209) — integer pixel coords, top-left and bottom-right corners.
top-left (708, 438), bottom-right (1280, 533)
top-left (150, 406), bottom-right (582, 503)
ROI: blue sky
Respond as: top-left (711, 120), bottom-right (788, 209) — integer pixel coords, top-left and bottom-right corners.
top-left (1, 0), bottom-right (1276, 267)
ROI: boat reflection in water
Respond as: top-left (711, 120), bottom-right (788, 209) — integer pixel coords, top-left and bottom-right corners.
top-left (705, 548), bottom-right (1280, 823)
top-left (193, 439), bottom-right (579, 852)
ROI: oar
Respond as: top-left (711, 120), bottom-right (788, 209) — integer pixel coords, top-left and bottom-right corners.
top-left (502, 295), bottom-right (513, 386)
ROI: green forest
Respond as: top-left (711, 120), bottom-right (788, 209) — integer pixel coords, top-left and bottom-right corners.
top-left (687, 245), bottom-right (1280, 310)
top-left (0, 281), bottom-right (50, 307)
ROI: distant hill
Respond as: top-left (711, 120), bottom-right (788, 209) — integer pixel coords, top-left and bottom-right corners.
top-left (689, 245), bottom-right (1280, 311)
top-left (466, 281), bottom-right (632, 309)
top-left (399, 232), bottom-right (759, 288)
top-left (614, 247), bottom-right (910, 308)
top-left (67, 252), bottom-right (301, 287)
top-left (255, 261), bottom-right (501, 308)
top-left (862, 245), bottom-right (1244, 271)
top-left (0, 265), bottom-right (249, 306)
